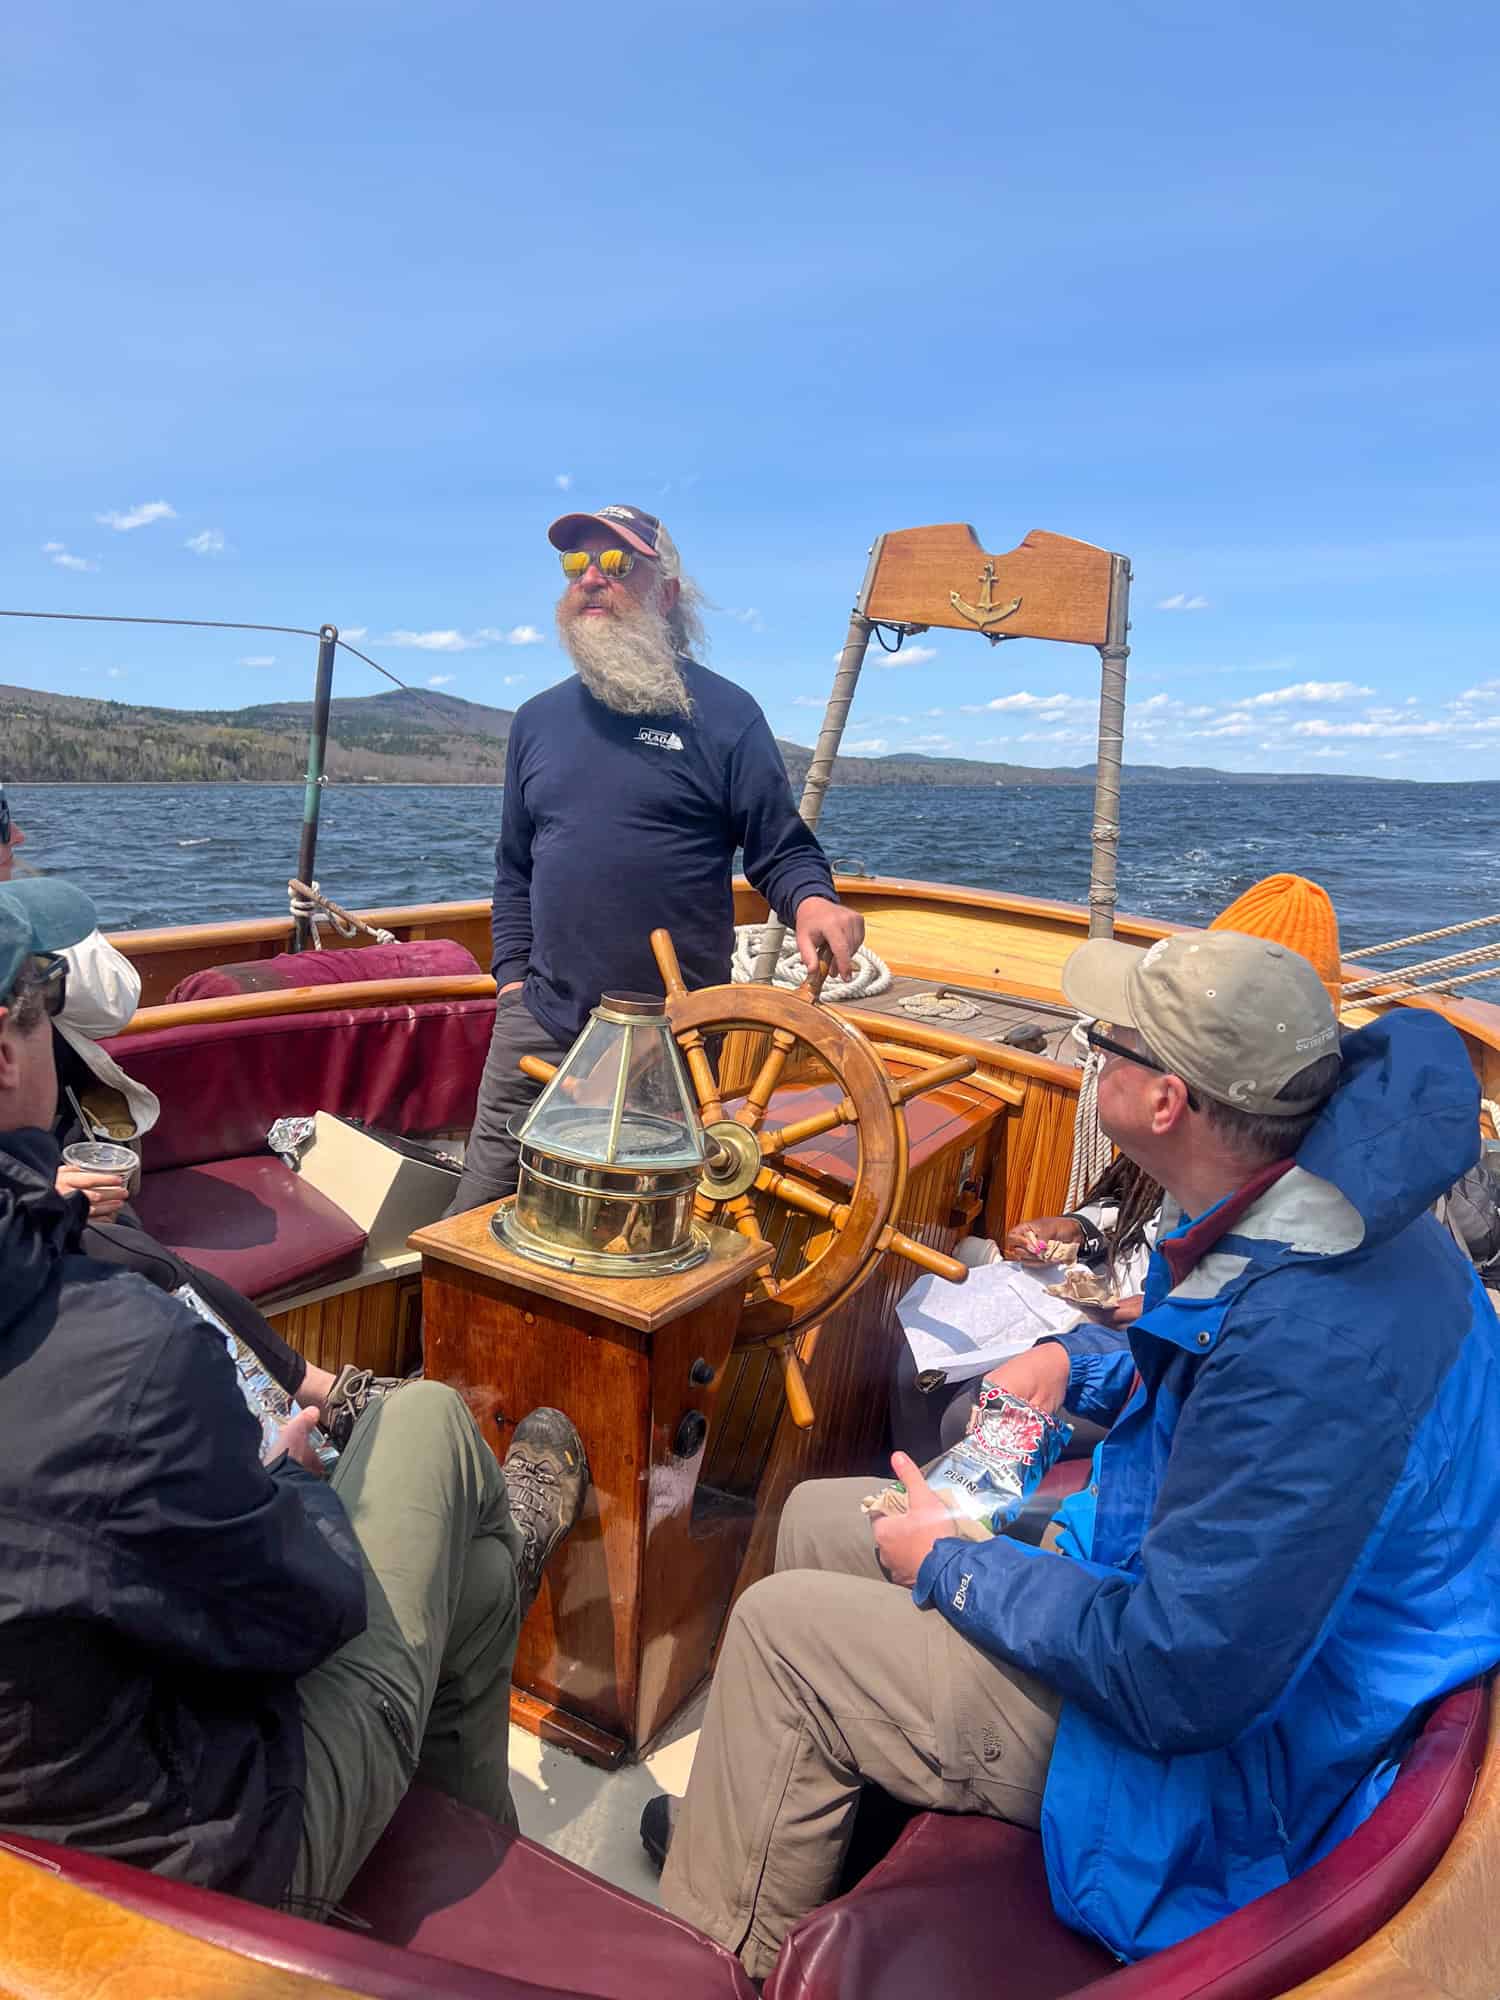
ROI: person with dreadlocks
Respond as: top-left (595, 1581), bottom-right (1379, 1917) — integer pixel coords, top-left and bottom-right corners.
top-left (893, 875), bottom-right (1345, 1461)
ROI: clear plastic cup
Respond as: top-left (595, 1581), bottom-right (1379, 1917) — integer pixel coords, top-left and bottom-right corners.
top-left (61, 1140), bottom-right (140, 1195)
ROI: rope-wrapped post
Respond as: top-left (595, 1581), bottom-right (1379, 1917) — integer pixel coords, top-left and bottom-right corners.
top-left (1087, 556), bottom-right (1131, 939)
top-left (749, 608), bottom-right (874, 984)
top-left (294, 623), bottom-right (339, 952)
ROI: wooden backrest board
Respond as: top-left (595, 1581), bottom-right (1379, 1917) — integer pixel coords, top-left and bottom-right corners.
top-left (861, 525), bottom-right (1117, 646)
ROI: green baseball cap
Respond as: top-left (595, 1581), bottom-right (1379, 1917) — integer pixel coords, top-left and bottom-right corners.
top-left (0, 879), bottom-right (98, 1006)
top-left (1062, 928), bottom-right (1340, 1117)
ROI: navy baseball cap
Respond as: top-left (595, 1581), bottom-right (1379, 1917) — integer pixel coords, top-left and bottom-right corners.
top-left (547, 504), bottom-right (681, 580)
top-left (0, 879), bottom-right (97, 1006)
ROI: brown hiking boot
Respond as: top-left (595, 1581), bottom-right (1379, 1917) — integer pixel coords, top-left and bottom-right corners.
top-left (320, 1364), bottom-right (418, 1453)
top-left (502, 1407), bottom-right (590, 1616)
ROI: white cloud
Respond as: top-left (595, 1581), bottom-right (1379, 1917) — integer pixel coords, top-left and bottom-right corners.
top-left (185, 529), bottom-right (226, 556)
top-left (962, 690), bottom-right (1072, 715)
top-left (1157, 592), bottom-right (1211, 611)
top-left (1240, 679), bottom-right (1373, 708)
top-left (42, 541), bottom-right (97, 572)
top-left (843, 738), bottom-right (888, 755)
top-left (875, 643), bottom-right (938, 669)
top-left (427, 674), bottom-right (455, 687)
top-left (554, 473), bottom-right (573, 491)
top-left (96, 500), bottom-right (176, 532)
top-left (1290, 716), bottom-right (1449, 739)
top-left (239, 655), bottom-right (276, 668)
top-left (106, 666), bottom-right (126, 679)
top-left (1457, 679), bottom-right (1500, 702)
top-left (725, 607), bottom-right (765, 632)
top-left (922, 707), bottom-right (946, 718)
top-left (1306, 747), bottom-right (1349, 759)
top-left (503, 673), bottom-right (527, 685)
top-left (1017, 727), bottom-right (1079, 743)
top-left (905, 734), bottom-right (955, 749)
top-left (791, 695), bottom-right (826, 707)
top-left (384, 627), bottom-right (532, 653)
top-left (340, 626), bottom-right (367, 642)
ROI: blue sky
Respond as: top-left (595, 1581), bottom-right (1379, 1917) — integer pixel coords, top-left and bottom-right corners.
top-left (4, 0), bottom-right (1497, 781)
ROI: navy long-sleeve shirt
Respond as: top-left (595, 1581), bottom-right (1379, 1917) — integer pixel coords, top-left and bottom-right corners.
top-left (492, 663), bottom-right (838, 1045)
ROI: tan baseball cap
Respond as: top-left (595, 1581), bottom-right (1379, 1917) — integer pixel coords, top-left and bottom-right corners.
top-left (1062, 929), bottom-right (1340, 1116)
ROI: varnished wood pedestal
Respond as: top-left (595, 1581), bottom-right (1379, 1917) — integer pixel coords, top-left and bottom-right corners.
top-left (410, 1205), bottom-right (772, 1767)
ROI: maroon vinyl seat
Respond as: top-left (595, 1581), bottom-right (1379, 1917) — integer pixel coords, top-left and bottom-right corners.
top-left (102, 989), bottom-right (498, 1301)
top-left (763, 1681), bottom-right (1488, 2000)
top-left (132, 1155), bottom-right (369, 1301)
top-left (0, 1784), bottom-right (754, 1999)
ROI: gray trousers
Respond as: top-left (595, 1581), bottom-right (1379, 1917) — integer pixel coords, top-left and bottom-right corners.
top-left (285, 1382), bottom-right (523, 1917)
top-left (660, 1476), bottom-right (1061, 1982)
top-left (448, 991), bottom-right (568, 1215)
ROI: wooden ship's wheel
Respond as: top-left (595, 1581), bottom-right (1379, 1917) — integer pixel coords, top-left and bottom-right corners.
top-left (526, 928), bottom-right (976, 1429)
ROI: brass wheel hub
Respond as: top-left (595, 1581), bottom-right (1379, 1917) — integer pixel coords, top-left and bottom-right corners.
top-left (698, 1119), bottom-right (764, 1201)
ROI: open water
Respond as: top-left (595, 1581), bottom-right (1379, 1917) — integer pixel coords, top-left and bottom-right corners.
top-left (6, 779), bottom-right (1498, 996)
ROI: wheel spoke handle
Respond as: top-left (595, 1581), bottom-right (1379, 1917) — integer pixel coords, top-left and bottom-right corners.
top-left (801, 943), bottom-right (836, 1004)
top-left (892, 1054), bottom-right (977, 1102)
top-left (758, 1165), bottom-right (967, 1284)
top-left (770, 1335), bottom-right (815, 1428)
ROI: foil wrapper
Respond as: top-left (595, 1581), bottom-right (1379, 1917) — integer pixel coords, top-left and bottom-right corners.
top-left (268, 1116), bottom-right (316, 1171)
top-left (864, 1384), bottom-right (1070, 1539)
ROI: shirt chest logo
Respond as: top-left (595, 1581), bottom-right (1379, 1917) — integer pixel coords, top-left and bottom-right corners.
top-left (635, 727), bottom-right (684, 751)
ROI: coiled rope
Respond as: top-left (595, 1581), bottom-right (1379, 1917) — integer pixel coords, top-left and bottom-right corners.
top-left (730, 923), bottom-right (892, 1003)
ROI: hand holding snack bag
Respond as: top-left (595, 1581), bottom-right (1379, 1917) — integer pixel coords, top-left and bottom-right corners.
top-left (863, 1383), bottom-right (1070, 1543)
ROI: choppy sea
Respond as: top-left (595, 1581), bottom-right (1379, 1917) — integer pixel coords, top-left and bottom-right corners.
top-left (7, 779), bottom-right (1498, 997)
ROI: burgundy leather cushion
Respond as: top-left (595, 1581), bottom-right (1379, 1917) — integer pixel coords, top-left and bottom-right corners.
top-left (341, 1784), bottom-right (756, 1999)
top-left (0, 1830), bottom-right (663, 2000)
top-left (133, 1156), bottom-right (367, 1301)
top-left (763, 1683), bottom-right (1487, 2000)
top-left (109, 995), bottom-right (497, 1173)
top-left (764, 1812), bottom-right (1113, 2000)
top-left (165, 939), bottom-right (483, 1004)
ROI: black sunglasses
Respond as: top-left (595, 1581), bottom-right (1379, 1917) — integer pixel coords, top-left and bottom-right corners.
top-left (0, 790), bottom-right (10, 846)
top-left (1085, 1022), bottom-right (1201, 1113)
top-left (37, 953), bottom-right (68, 1018)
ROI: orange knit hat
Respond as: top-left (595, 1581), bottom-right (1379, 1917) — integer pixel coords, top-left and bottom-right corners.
top-left (1209, 873), bottom-right (1343, 1004)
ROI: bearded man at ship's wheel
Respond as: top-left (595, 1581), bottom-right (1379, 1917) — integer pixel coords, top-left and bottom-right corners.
top-left (447, 503), bottom-right (864, 1215)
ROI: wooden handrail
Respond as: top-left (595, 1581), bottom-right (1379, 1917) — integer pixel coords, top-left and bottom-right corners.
top-left (116, 974), bottom-right (498, 1036)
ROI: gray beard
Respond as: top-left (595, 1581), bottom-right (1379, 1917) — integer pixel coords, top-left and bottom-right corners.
top-left (560, 599), bottom-right (693, 718)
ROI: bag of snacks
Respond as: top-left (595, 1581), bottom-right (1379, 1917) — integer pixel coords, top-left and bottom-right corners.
top-left (863, 1383), bottom-right (1070, 1539)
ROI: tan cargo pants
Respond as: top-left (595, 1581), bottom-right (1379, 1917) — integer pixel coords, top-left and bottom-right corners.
top-left (284, 1381), bottom-right (524, 1918)
top-left (660, 1476), bottom-right (1061, 1982)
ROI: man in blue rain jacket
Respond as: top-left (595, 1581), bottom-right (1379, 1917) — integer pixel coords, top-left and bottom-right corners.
top-left (655, 927), bottom-right (1500, 1980)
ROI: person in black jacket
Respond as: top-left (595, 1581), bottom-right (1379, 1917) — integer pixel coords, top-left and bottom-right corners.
top-left (0, 877), bottom-right (589, 1914)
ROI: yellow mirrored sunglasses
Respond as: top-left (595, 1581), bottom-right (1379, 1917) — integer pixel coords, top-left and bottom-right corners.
top-left (559, 547), bottom-right (636, 580)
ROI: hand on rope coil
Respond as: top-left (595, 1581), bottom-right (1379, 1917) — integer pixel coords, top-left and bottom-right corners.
top-left (730, 923), bottom-right (892, 1003)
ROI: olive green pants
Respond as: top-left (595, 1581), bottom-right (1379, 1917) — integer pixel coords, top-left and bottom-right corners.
top-left (284, 1381), bottom-right (523, 1918)
top-left (661, 1476), bottom-right (1061, 1982)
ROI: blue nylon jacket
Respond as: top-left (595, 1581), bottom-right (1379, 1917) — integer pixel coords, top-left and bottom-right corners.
top-left (914, 1011), bottom-right (1500, 1960)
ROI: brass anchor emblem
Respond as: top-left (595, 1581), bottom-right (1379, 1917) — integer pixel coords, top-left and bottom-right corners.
top-left (950, 560), bottom-right (1022, 634)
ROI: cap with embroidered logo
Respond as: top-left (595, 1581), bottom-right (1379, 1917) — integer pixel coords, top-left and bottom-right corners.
top-left (547, 504), bottom-right (681, 581)
top-left (1061, 928), bottom-right (1340, 1117)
